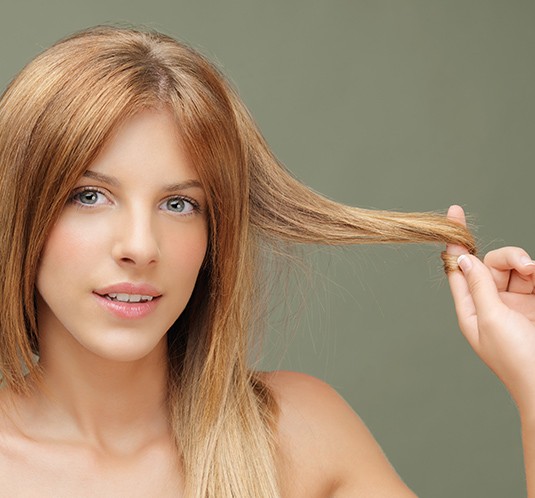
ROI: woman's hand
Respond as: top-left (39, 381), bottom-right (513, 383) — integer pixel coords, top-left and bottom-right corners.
top-left (446, 205), bottom-right (535, 417)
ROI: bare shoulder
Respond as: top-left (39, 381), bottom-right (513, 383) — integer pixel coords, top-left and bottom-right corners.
top-left (261, 371), bottom-right (417, 498)
top-left (0, 388), bottom-right (31, 494)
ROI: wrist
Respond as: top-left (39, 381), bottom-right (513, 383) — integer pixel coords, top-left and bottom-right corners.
top-left (516, 396), bottom-right (535, 426)
top-left (500, 379), bottom-right (535, 423)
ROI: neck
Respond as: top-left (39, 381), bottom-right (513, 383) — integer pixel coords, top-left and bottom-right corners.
top-left (23, 327), bottom-right (170, 455)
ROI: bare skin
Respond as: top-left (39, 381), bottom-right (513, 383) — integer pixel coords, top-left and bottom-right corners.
top-left (0, 370), bottom-right (415, 497)
top-left (0, 385), bottom-right (184, 497)
top-left (268, 371), bottom-right (417, 498)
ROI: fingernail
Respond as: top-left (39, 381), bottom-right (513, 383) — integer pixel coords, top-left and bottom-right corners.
top-left (457, 254), bottom-right (472, 272)
top-left (520, 256), bottom-right (535, 266)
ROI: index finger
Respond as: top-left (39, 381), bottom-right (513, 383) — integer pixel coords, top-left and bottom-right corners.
top-left (445, 205), bottom-right (469, 258)
top-left (445, 205), bottom-right (478, 347)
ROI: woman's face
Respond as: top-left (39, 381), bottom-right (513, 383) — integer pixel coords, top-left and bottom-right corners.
top-left (36, 108), bottom-right (208, 363)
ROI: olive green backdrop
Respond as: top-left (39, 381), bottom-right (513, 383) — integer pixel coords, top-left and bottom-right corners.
top-left (1, 1), bottom-right (533, 496)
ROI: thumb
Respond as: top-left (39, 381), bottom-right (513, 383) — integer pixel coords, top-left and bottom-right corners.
top-left (457, 254), bottom-right (504, 318)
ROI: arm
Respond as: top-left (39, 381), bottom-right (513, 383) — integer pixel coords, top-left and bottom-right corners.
top-left (446, 205), bottom-right (535, 496)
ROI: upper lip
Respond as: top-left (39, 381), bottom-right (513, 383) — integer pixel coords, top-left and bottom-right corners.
top-left (94, 282), bottom-right (162, 297)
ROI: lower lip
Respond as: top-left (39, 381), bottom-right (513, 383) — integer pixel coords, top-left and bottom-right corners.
top-left (93, 293), bottom-right (160, 319)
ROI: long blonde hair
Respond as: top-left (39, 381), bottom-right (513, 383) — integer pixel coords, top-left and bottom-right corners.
top-left (0, 26), bottom-right (475, 497)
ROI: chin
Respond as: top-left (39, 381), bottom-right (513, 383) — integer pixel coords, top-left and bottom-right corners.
top-left (80, 333), bottom-right (167, 364)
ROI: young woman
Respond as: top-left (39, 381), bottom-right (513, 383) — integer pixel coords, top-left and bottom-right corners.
top-left (0, 25), bottom-right (528, 497)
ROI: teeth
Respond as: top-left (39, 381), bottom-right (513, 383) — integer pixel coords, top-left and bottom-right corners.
top-left (106, 293), bottom-right (154, 303)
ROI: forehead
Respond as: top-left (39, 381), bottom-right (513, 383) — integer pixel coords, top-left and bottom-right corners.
top-left (86, 108), bottom-right (199, 183)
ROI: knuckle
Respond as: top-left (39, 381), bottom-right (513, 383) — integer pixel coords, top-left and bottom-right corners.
top-left (484, 246), bottom-right (522, 265)
top-left (468, 275), bottom-right (486, 294)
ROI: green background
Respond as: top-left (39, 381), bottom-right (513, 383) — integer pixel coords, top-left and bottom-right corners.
top-left (1, 1), bottom-right (533, 496)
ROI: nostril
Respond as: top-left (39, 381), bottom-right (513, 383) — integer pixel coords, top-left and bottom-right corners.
top-left (112, 243), bottom-right (160, 267)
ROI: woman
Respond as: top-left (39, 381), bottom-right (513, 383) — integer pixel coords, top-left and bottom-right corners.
top-left (0, 25), bottom-right (521, 497)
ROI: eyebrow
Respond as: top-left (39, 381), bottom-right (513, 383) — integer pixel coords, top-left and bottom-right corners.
top-left (82, 170), bottom-right (120, 187)
top-left (163, 179), bottom-right (203, 193)
top-left (82, 170), bottom-right (203, 192)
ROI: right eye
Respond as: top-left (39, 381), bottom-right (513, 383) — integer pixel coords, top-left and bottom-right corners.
top-left (70, 188), bottom-right (110, 207)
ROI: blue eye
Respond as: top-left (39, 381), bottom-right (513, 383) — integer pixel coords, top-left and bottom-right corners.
top-left (162, 196), bottom-right (198, 215)
top-left (71, 188), bottom-right (108, 207)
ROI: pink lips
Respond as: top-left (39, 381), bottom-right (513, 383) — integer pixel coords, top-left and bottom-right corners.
top-left (93, 282), bottom-right (162, 320)
top-left (95, 282), bottom-right (162, 297)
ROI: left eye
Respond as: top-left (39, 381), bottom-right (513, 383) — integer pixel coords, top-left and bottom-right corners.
top-left (72, 189), bottom-right (109, 206)
top-left (161, 197), bottom-right (197, 214)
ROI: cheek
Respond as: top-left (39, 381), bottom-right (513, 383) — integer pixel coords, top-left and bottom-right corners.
top-left (165, 224), bottom-right (208, 278)
top-left (37, 217), bottom-right (109, 290)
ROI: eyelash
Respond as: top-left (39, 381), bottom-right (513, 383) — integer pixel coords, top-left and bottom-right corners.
top-left (68, 187), bottom-right (202, 216)
top-left (162, 195), bottom-right (201, 216)
top-left (69, 187), bottom-right (109, 208)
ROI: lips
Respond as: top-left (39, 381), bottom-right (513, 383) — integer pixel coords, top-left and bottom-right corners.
top-left (93, 282), bottom-right (162, 319)
top-left (94, 282), bottom-right (162, 298)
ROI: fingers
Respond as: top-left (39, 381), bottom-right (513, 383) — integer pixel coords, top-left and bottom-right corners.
top-left (445, 206), bottom-right (535, 361)
top-left (457, 254), bottom-right (505, 321)
top-left (508, 272), bottom-right (535, 294)
top-left (445, 205), bottom-right (478, 347)
top-left (446, 204), bottom-right (466, 227)
top-left (446, 205), bottom-right (469, 257)
top-left (483, 247), bottom-right (535, 293)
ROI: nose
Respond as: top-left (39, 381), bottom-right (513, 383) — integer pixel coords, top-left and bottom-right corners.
top-left (111, 207), bottom-right (160, 268)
